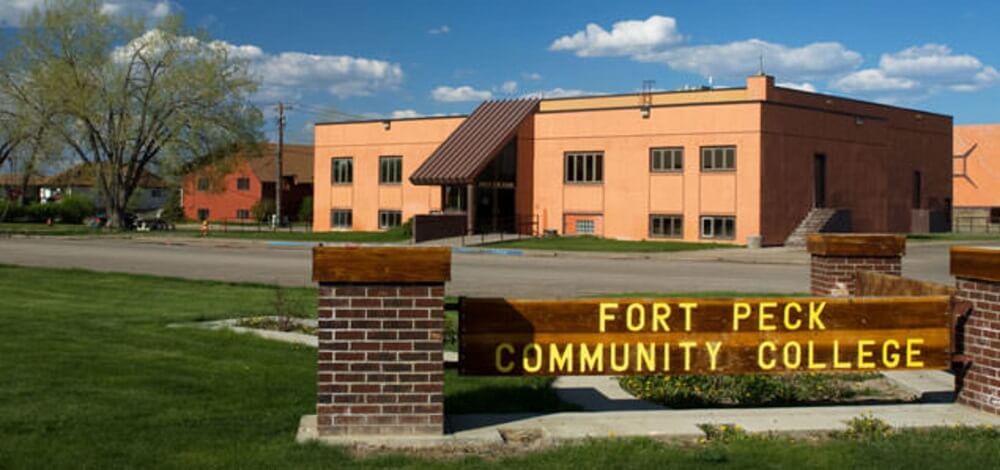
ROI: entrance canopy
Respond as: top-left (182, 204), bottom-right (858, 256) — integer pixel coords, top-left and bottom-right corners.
top-left (410, 98), bottom-right (539, 186)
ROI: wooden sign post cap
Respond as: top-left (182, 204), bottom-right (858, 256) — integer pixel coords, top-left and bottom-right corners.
top-left (806, 234), bottom-right (906, 257)
top-left (951, 246), bottom-right (1000, 283)
top-left (312, 246), bottom-right (452, 283)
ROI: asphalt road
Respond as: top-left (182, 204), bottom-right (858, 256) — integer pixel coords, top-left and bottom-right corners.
top-left (0, 237), bottom-right (993, 297)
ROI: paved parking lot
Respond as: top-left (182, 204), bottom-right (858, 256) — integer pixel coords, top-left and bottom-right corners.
top-left (1, 237), bottom-right (993, 297)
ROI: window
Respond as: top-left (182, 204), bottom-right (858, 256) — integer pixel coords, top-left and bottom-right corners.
top-left (575, 219), bottom-right (595, 235)
top-left (236, 209), bottom-right (250, 220)
top-left (565, 152), bottom-right (604, 183)
top-left (701, 146), bottom-right (736, 171)
top-left (331, 209), bottom-right (352, 229)
top-left (331, 157), bottom-right (353, 184)
top-left (650, 215), bottom-right (683, 238)
top-left (150, 189), bottom-right (164, 198)
top-left (197, 208), bottom-right (209, 221)
top-left (651, 147), bottom-right (683, 172)
top-left (912, 171), bottom-right (922, 209)
top-left (379, 210), bottom-right (402, 229)
top-left (197, 177), bottom-right (209, 191)
top-left (379, 156), bottom-right (402, 184)
top-left (990, 207), bottom-right (1000, 224)
top-left (443, 185), bottom-right (467, 212)
top-left (700, 216), bottom-right (735, 239)
top-left (236, 177), bottom-right (251, 191)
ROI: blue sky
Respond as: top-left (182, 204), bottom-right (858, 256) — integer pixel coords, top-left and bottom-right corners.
top-left (4, 0), bottom-right (1000, 143)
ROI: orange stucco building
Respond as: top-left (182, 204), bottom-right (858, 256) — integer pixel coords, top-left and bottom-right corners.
top-left (314, 75), bottom-right (952, 245)
top-left (953, 124), bottom-right (1000, 232)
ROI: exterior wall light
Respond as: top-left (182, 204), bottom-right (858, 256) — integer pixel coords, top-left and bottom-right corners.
top-left (640, 106), bottom-right (651, 119)
top-left (855, 116), bottom-right (864, 125)
top-left (382, 120), bottom-right (391, 130)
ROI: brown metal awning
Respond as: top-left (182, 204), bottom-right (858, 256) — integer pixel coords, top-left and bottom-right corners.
top-left (410, 98), bottom-right (539, 185)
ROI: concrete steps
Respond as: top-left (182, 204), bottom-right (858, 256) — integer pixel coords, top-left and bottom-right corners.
top-left (785, 208), bottom-right (839, 247)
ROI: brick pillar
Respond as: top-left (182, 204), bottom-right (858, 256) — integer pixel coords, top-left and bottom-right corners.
top-left (806, 234), bottom-right (905, 296)
top-left (313, 246), bottom-right (451, 435)
top-left (951, 246), bottom-right (1000, 415)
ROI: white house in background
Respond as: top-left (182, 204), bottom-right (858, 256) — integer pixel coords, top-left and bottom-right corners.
top-left (42, 164), bottom-right (170, 212)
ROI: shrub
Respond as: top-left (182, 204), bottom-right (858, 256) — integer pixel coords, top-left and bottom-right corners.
top-left (251, 198), bottom-right (275, 222)
top-left (619, 373), bottom-right (877, 408)
top-left (55, 195), bottom-right (95, 223)
top-left (297, 196), bottom-right (313, 222)
top-left (160, 189), bottom-right (184, 222)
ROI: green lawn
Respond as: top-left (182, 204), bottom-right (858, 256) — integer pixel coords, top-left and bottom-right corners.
top-left (488, 235), bottom-right (736, 252)
top-left (2, 265), bottom-right (998, 469)
top-left (0, 222), bottom-right (103, 236)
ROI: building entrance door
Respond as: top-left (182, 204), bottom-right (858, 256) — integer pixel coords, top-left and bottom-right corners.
top-left (814, 154), bottom-right (827, 208)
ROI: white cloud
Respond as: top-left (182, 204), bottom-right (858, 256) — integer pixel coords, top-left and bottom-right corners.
top-left (639, 39), bottom-right (862, 82)
top-left (521, 88), bottom-right (600, 99)
top-left (498, 80), bottom-right (518, 94)
top-left (549, 15), bottom-right (682, 57)
top-left (522, 72), bottom-right (543, 81)
top-left (431, 85), bottom-right (492, 102)
top-left (391, 109), bottom-right (421, 118)
top-left (115, 30), bottom-right (404, 102)
top-left (0, 0), bottom-right (174, 26)
top-left (428, 25), bottom-right (450, 35)
top-left (831, 44), bottom-right (999, 95)
top-left (831, 69), bottom-right (917, 93)
top-left (776, 81), bottom-right (817, 92)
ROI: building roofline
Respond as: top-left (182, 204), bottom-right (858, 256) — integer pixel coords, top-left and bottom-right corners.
top-left (314, 114), bottom-right (468, 127)
top-left (536, 86), bottom-right (746, 102)
top-left (773, 85), bottom-right (952, 120)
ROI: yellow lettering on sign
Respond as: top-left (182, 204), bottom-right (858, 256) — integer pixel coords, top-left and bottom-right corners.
top-left (759, 302), bottom-right (778, 331)
top-left (495, 343), bottom-right (515, 373)
top-left (580, 343), bottom-right (603, 373)
top-left (610, 343), bottom-right (630, 372)
top-left (733, 302), bottom-right (752, 331)
top-left (523, 343), bottom-right (543, 373)
top-left (599, 303), bottom-right (618, 332)
top-left (807, 341), bottom-right (827, 370)
top-left (882, 340), bottom-right (901, 368)
top-left (832, 340), bottom-right (851, 369)
top-left (857, 340), bottom-right (876, 369)
top-left (652, 303), bottom-right (671, 332)
top-left (783, 341), bottom-right (802, 369)
top-left (809, 302), bottom-right (827, 330)
top-left (758, 341), bottom-right (777, 370)
top-left (906, 338), bottom-right (924, 368)
top-left (549, 343), bottom-right (573, 373)
top-left (679, 341), bottom-right (697, 371)
top-left (783, 302), bottom-right (803, 330)
top-left (679, 302), bottom-right (697, 331)
top-left (626, 304), bottom-right (645, 332)
top-left (705, 341), bottom-right (722, 371)
top-left (662, 342), bottom-right (671, 371)
top-left (637, 343), bottom-right (656, 372)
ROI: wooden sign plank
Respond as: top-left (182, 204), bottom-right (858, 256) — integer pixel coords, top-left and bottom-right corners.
top-left (951, 246), bottom-right (1000, 283)
top-left (855, 271), bottom-right (955, 297)
top-left (458, 296), bottom-right (950, 376)
top-left (806, 234), bottom-right (906, 257)
top-left (312, 246), bottom-right (451, 283)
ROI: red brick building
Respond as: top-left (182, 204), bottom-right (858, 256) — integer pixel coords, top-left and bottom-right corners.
top-left (182, 143), bottom-right (314, 222)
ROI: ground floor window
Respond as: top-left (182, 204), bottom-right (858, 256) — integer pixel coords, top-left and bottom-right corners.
top-left (990, 207), bottom-right (1000, 224)
top-left (700, 216), bottom-right (735, 239)
top-left (331, 209), bottom-right (352, 229)
top-left (575, 219), bottom-right (595, 235)
top-left (236, 209), bottom-right (250, 220)
top-left (197, 208), bottom-right (209, 221)
top-left (379, 210), bottom-right (402, 229)
top-left (650, 215), bottom-right (683, 238)
top-left (443, 185), bottom-right (467, 212)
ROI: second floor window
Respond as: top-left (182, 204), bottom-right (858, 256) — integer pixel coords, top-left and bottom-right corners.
top-left (701, 146), bottom-right (736, 171)
top-left (565, 152), bottom-right (603, 183)
top-left (651, 147), bottom-right (683, 172)
top-left (236, 177), bottom-right (250, 191)
top-left (380, 156), bottom-right (402, 184)
top-left (197, 177), bottom-right (209, 191)
top-left (332, 157), bottom-right (353, 184)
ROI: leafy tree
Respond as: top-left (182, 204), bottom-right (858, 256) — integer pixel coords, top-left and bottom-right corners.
top-left (1, 0), bottom-right (261, 228)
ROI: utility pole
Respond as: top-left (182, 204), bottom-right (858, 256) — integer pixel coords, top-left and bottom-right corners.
top-left (274, 102), bottom-right (291, 227)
